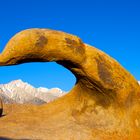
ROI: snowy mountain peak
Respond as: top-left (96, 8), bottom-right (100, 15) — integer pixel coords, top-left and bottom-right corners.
top-left (0, 80), bottom-right (66, 104)
top-left (9, 79), bottom-right (31, 86)
top-left (12, 79), bottom-right (23, 83)
top-left (37, 87), bottom-right (49, 92)
top-left (9, 79), bottom-right (24, 85)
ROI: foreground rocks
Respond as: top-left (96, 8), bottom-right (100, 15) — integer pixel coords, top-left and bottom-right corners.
top-left (0, 29), bottom-right (140, 140)
top-left (0, 98), bottom-right (3, 117)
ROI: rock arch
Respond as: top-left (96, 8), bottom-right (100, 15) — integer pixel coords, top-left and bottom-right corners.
top-left (0, 28), bottom-right (140, 139)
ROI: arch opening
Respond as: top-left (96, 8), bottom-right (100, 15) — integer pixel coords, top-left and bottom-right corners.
top-left (0, 62), bottom-right (76, 91)
top-left (0, 62), bottom-right (76, 105)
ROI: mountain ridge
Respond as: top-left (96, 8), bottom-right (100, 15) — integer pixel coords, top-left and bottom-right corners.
top-left (0, 79), bottom-right (66, 104)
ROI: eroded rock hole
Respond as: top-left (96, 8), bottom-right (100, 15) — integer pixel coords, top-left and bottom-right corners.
top-left (0, 62), bottom-right (76, 105)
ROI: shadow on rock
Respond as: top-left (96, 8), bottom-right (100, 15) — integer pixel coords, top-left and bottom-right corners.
top-left (0, 137), bottom-right (30, 140)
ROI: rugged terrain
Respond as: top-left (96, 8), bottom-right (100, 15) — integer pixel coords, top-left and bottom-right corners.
top-left (0, 79), bottom-right (65, 104)
top-left (0, 28), bottom-right (140, 140)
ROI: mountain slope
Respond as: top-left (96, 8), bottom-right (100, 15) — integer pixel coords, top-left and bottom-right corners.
top-left (0, 80), bottom-right (66, 104)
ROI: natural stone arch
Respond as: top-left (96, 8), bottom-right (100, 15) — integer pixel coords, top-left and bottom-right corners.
top-left (0, 28), bottom-right (140, 139)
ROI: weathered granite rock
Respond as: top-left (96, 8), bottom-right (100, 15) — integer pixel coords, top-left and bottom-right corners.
top-left (0, 98), bottom-right (3, 116)
top-left (0, 29), bottom-right (140, 139)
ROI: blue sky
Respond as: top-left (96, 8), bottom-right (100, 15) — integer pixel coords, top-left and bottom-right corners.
top-left (0, 0), bottom-right (140, 91)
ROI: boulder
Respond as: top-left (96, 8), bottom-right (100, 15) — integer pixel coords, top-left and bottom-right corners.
top-left (0, 28), bottom-right (140, 139)
top-left (0, 98), bottom-right (3, 117)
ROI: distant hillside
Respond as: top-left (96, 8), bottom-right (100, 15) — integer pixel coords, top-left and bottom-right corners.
top-left (0, 80), bottom-right (66, 105)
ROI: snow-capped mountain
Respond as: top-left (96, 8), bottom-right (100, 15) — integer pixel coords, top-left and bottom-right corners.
top-left (0, 80), bottom-right (66, 104)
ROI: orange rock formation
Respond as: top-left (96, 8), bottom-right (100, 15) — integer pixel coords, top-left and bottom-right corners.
top-left (0, 29), bottom-right (140, 139)
top-left (0, 98), bottom-right (3, 117)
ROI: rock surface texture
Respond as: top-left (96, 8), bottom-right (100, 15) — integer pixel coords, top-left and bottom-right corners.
top-left (0, 29), bottom-right (140, 140)
top-left (0, 98), bottom-right (2, 117)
